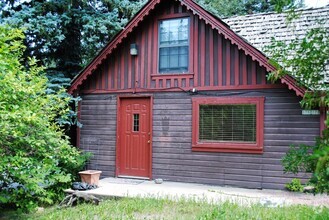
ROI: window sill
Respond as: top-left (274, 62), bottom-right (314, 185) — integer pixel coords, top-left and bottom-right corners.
top-left (192, 143), bottom-right (263, 154)
top-left (151, 73), bottom-right (194, 79)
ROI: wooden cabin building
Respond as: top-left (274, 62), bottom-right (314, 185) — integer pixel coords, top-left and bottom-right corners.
top-left (68, 0), bottom-right (323, 189)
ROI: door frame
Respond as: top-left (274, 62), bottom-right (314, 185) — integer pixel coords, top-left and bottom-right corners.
top-left (115, 95), bottom-right (153, 179)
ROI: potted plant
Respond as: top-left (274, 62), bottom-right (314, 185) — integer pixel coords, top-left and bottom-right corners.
top-left (78, 170), bottom-right (102, 186)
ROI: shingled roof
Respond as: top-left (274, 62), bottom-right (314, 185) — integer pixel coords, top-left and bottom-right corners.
top-left (223, 5), bottom-right (329, 53)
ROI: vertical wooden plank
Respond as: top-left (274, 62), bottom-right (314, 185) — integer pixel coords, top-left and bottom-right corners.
top-left (226, 40), bottom-right (231, 86)
top-left (205, 26), bottom-right (210, 86)
top-left (242, 53), bottom-right (247, 86)
top-left (171, 78), bottom-right (175, 87)
top-left (239, 51), bottom-right (243, 85)
top-left (101, 64), bottom-right (105, 89)
top-left (147, 20), bottom-right (152, 89)
top-left (256, 65), bottom-right (262, 85)
top-left (95, 69), bottom-right (100, 90)
top-left (247, 57), bottom-right (252, 85)
top-left (107, 58), bottom-right (111, 89)
top-left (213, 32), bottom-right (218, 86)
top-left (218, 34), bottom-right (222, 86)
top-left (209, 27), bottom-right (214, 86)
top-left (178, 78), bottom-right (182, 87)
top-left (128, 42), bottom-right (132, 89)
top-left (193, 16), bottom-right (199, 87)
top-left (140, 28), bottom-right (145, 89)
top-left (230, 45), bottom-right (235, 85)
top-left (114, 54), bottom-right (118, 90)
top-left (234, 46), bottom-right (239, 86)
top-left (152, 17), bottom-right (158, 84)
top-left (252, 61), bottom-right (256, 85)
top-left (200, 21), bottom-right (205, 87)
top-left (261, 67), bottom-right (266, 85)
top-left (121, 48), bottom-right (125, 89)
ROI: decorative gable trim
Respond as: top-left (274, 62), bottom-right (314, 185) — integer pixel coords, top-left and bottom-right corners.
top-left (281, 75), bottom-right (306, 97)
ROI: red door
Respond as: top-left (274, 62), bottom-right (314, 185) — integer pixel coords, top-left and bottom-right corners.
top-left (118, 98), bottom-right (151, 178)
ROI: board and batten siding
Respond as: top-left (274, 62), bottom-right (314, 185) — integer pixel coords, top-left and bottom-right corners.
top-left (79, 0), bottom-right (275, 94)
top-left (78, 88), bottom-right (319, 189)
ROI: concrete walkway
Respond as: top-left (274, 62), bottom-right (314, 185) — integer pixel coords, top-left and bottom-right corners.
top-left (69, 177), bottom-right (329, 207)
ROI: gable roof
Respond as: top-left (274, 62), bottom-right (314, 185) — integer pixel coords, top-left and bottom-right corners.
top-left (68, 0), bottom-right (304, 96)
top-left (223, 6), bottom-right (329, 53)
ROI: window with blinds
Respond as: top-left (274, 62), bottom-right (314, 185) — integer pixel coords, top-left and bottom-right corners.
top-left (192, 97), bottom-right (264, 153)
top-left (199, 105), bottom-right (256, 143)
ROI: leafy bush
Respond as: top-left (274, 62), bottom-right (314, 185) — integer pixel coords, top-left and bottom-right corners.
top-left (282, 130), bottom-right (329, 194)
top-left (0, 25), bottom-right (89, 212)
top-left (285, 179), bottom-right (303, 192)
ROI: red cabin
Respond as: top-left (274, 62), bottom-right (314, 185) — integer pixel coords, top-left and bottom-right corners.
top-left (69, 0), bottom-right (324, 189)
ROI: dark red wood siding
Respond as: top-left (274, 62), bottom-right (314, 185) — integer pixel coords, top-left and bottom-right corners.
top-left (79, 1), bottom-right (279, 94)
top-left (79, 88), bottom-right (319, 189)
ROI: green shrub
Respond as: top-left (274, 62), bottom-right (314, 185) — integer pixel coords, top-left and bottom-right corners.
top-left (282, 129), bottom-right (329, 194)
top-left (0, 25), bottom-right (89, 212)
top-left (285, 179), bottom-right (303, 192)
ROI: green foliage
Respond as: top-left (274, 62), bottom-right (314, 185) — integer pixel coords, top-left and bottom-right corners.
top-left (0, 25), bottom-right (89, 212)
top-left (196, 0), bottom-right (303, 17)
top-left (311, 130), bottom-right (329, 193)
top-left (265, 12), bottom-right (329, 194)
top-left (6, 198), bottom-right (329, 220)
top-left (1, 0), bottom-right (146, 80)
top-left (282, 144), bottom-right (316, 174)
top-left (285, 178), bottom-right (304, 192)
top-left (282, 126), bottom-right (329, 194)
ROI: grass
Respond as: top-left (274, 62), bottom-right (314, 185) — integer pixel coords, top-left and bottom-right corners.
top-left (2, 197), bottom-right (329, 220)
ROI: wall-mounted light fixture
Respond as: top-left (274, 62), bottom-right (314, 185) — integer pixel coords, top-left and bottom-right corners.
top-left (130, 43), bottom-right (138, 56)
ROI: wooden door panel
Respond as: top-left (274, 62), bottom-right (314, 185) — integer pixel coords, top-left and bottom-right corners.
top-left (118, 98), bottom-right (151, 178)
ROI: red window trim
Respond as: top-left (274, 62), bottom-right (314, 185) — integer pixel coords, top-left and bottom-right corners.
top-left (192, 97), bottom-right (265, 154)
top-left (155, 14), bottom-right (194, 76)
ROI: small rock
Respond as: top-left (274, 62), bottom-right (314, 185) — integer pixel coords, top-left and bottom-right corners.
top-left (303, 186), bottom-right (315, 193)
top-left (154, 178), bottom-right (163, 184)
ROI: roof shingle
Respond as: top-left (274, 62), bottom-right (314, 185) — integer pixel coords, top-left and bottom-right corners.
top-left (223, 6), bottom-right (329, 52)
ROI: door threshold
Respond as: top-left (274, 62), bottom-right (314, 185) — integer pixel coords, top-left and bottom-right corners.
top-left (118, 175), bottom-right (150, 180)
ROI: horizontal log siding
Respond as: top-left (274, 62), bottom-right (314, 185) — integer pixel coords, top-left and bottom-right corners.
top-left (79, 94), bottom-right (117, 177)
top-left (79, 1), bottom-right (273, 93)
top-left (152, 89), bottom-right (318, 189)
top-left (79, 88), bottom-right (319, 189)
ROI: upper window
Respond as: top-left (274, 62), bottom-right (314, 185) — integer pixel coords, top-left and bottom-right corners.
top-left (158, 18), bottom-right (189, 73)
top-left (192, 97), bottom-right (264, 154)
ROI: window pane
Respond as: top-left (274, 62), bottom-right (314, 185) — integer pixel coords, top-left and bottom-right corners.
top-left (159, 18), bottom-right (189, 46)
top-left (199, 105), bottom-right (256, 143)
top-left (133, 114), bottom-right (139, 132)
top-left (159, 48), bottom-right (169, 70)
top-left (159, 46), bottom-right (188, 72)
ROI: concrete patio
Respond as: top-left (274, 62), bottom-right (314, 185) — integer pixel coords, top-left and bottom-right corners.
top-left (66, 177), bottom-right (329, 207)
